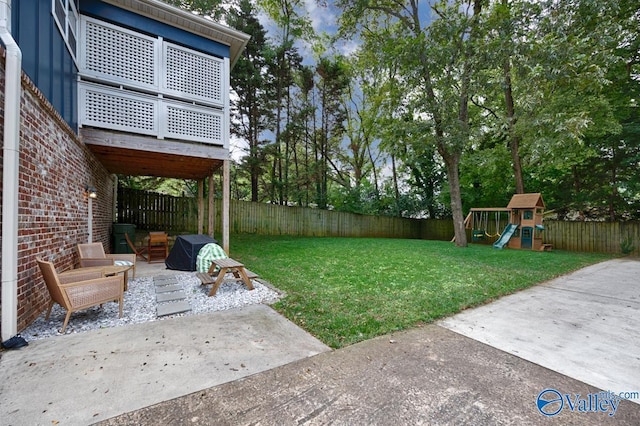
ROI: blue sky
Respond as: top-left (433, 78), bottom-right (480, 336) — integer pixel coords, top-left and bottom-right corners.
top-left (255, 0), bottom-right (359, 61)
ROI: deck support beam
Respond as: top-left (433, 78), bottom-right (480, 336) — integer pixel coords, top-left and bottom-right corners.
top-left (222, 159), bottom-right (230, 253)
top-left (208, 173), bottom-right (215, 239)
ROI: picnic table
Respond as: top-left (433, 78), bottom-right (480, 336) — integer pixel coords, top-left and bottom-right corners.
top-left (196, 257), bottom-right (256, 296)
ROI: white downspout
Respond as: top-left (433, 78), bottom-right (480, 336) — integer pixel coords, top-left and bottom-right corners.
top-left (1, 0), bottom-right (22, 342)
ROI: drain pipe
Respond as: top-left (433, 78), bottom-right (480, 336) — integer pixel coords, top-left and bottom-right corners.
top-left (1, 0), bottom-right (22, 342)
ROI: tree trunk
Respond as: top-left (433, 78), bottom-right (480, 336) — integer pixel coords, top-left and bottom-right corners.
top-left (251, 171), bottom-right (259, 202)
top-left (284, 71), bottom-right (291, 205)
top-left (368, 145), bottom-right (379, 195)
top-left (391, 153), bottom-right (401, 217)
top-left (503, 57), bottom-right (525, 194)
top-left (442, 149), bottom-right (467, 247)
top-left (446, 0), bottom-right (482, 247)
top-left (609, 156), bottom-right (618, 221)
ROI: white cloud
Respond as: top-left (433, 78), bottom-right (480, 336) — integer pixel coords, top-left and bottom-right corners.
top-left (305, 0), bottom-right (337, 34)
top-left (229, 135), bottom-right (247, 162)
top-left (337, 38), bottom-right (359, 57)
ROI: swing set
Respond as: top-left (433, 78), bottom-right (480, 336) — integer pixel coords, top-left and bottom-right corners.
top-left (464, 208), bottom-right (510, 242)
top-left (458, 193), bottom-right (549, 250)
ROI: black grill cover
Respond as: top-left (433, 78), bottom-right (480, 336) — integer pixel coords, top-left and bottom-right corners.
top-left (165, 234), bottom-right (217, 271)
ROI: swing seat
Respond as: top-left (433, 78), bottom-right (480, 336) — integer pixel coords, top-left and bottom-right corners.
top-left (472, 230), bottom-right (485, 241)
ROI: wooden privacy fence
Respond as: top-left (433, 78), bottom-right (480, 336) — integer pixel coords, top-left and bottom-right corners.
top-left (544, 220), bottom-right (640, 255)
top-left (117, 188), bottom-right (640, 255)
top-left (228, 202), bottom-right (423, 238)
top-left (117, 188), bottom-right (427, 238)
top-left (117, 187), bottom-right (198, 233)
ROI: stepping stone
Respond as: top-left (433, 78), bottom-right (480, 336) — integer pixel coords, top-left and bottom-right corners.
top-left (154, 277), bottom-right (178, 286)
top-left (154, 275), bottom-right (176, 280)
top-left (155, 284), bottom-right (183, 294)
top-left (155, 281), bottom-right (179, 288)
top-left (157, 291), bottom-right (186, 303)
top-left (157, 301), bottom-right (191, 317)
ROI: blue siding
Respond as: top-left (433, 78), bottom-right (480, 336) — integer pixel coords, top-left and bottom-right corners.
top-left (37, 4), bottom-right (54, 99)
top-left (12, 0), bottom-right (78, 130)
top-left (9, 0), bottom-right (228, 132)
top-left (80, 0), bottom-right (230, 59)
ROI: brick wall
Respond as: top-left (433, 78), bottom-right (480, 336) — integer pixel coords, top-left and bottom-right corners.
top-left (1, 51), bottom-right (115, 332)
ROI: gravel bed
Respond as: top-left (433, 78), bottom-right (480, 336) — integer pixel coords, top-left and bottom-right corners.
top-left (20, 273), bottom-right (282, 341)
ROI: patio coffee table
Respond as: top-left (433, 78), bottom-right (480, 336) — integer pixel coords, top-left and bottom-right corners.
top-left (62, 265), bottom-right (133, 291)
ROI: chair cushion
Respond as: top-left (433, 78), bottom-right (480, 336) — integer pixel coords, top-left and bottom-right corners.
top-left (114, 260), bottom-right (134, 267)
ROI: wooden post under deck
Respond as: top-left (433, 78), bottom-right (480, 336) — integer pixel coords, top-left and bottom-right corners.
top-left (222, 159), bottom-right (230, 253)
top-left (197, 179), bottom-right (204, 235)
top-left (208, 173), bottom-right (215, 239)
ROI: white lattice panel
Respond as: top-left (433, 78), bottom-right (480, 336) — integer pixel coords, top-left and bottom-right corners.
top-left (81, 17), bottom-right (158, 89)
top-left (78, 16), bottom-right (229, 145)
top-left (80, 84), bottom-right (157, 135)
top-left (164, 102), bottom-right (223, 144)
top-left (164, 43), bottom-right (223, 106)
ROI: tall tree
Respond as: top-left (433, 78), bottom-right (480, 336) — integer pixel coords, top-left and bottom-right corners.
top-left (340, 66), bottom-right (376, 190)
top-left (544, 0), bottom-right (640, 220)
top-left (292, 65), bottom-right (316, 206)
top-left (514, 0), bottom-right (637, 219)
top-left (314, 56), bottom-right (350, 208)
top-left (258, 0), bottom-right (312, 204)
top-left (504, 0), bottom-right (619, 197)
top-left (228, 0), bottom-right (276, 202)
top-left (494, 0), bottom-right (525, 193)
top-left (336, 0), bottom-right (488, 246)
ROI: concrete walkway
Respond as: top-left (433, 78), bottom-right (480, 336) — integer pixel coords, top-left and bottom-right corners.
top-left (439, 257), bottom-right (640, 398)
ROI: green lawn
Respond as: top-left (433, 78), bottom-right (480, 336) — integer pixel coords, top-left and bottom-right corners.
top-left (229, 235), bottom-right (613, 349)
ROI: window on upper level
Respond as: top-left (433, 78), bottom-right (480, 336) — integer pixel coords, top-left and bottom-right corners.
top-left (52, 0), bottom-right (79, 63)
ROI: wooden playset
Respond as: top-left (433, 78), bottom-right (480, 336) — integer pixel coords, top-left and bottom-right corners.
top-left (464, 193), bottom-right (552, 251)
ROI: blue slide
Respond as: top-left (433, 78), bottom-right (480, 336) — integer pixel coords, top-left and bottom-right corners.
top-left (493, 224), bottom-right (518, 249)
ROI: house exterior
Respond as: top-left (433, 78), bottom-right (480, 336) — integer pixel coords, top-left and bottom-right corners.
top-left (0, 0), bottom-right (248, 340)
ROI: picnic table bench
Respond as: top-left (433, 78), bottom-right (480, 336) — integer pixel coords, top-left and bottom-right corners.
top-left (196, 257), bottom-right (256, 296)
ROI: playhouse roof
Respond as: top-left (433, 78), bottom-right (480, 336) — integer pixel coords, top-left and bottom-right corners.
top-left (507, 193), bottom-right (545, 209)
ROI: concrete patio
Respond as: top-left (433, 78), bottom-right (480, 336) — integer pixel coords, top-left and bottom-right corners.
top-left (0, 260), bottom-right (330, 424)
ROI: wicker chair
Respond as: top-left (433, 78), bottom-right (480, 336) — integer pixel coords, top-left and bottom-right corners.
top-left (36, 258), bottom-right (124, 333)
top-left (77, 242), bottom-right (137, 278)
